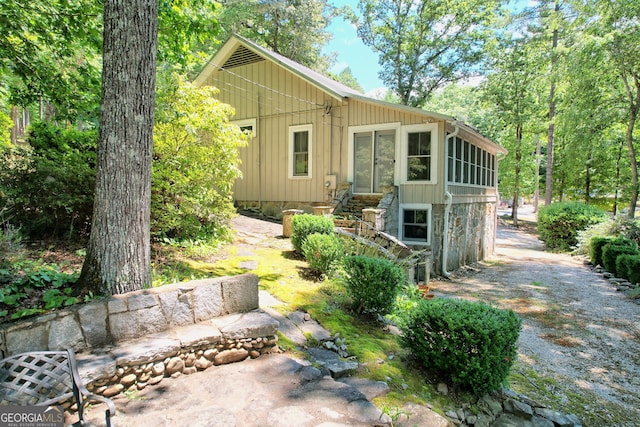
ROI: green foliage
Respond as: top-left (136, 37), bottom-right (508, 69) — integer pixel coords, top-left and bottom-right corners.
top-left (152, 75), bottom-right (246, 243)
top-left (537, 202), bottom-right (607, 251)
top-left (339, 255), bottom-right (405, 316)
top-left (0, 111), bottom-right (12, 148)
top-left (602, 238), bottom-right (639, 276)
top-left (301, 232), bottom-right (344, 277)
top-left (590, 236), bottom-right (617, 267)
top-left (577, 216), bottom-right (640, 255)
top-left (290, 214), bottom-right (334, 252)
top-left (0, 121), bottom-right (96, 239)
top-left (398, 298), bottom-right (521, 395)
top-left (0, 261), bottom-right (80, 321)
top-left (616, 254), bottom-right (640, 284)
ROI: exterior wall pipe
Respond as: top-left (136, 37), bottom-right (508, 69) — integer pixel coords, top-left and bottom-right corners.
top-left (442, 123), bottom-right (460, 277)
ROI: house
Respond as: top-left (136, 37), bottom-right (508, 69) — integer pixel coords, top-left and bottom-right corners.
top-left (194, 34), bottom-right (507, 277)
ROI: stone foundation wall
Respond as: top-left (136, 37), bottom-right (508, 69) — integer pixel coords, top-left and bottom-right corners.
top-left (0, 274), bottom-right (260, 358)
top-left (430, 202), bottom-right (497, 276)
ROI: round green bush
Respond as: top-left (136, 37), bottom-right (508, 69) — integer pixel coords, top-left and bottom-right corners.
top-left (301, 233), bottom-right (344, 277)
top-left (538, 202), bottom-right (607, 251)
top-left (590, 236), bottom-right (617, 267)
top-left (340, 255), bottom-right (405, 316)
top-left (616, 254), bottom-right (640, 284)
top-left (291, 214), bottom-right (334, 252)
top-left (399, 298), bottom-right (522, 395)
top-left (602, 238), bottom-right (639, 276)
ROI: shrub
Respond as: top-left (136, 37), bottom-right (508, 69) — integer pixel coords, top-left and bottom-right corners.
top-left (602, 238), bottom-right (638, 276)
top-left (399, 298), bottom-right (521, 395)
top-left (576, 216), bottom-right (640, 255)
top-left (340, 255), bottom-right (405, 316)
top-left (590, 236), bottom-right (617, 267)
top-left (291, 214), bottom-right (334, 252)
top-left (616, 254), bottom-right (640, 284)
top-left (301, 232), bottom-right (344, 277)
top-left (537, 202), bottom-right (607, 251)
top-left (0, 121), bottom-right (96, 239)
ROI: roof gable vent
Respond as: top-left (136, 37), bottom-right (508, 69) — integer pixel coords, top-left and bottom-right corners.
top-left (222, 45), bottom-right (265, 69)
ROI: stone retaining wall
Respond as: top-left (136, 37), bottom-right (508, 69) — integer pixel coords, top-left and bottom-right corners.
top-left (0, 273), bottom-right (260, 358)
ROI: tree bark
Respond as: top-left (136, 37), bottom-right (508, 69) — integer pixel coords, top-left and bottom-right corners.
top-left (79, 0), bottom-right (158, 295)
top-left (544, 2), bottom-right (559, 207)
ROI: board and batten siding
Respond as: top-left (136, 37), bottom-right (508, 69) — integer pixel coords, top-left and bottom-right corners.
top-left (202, 59), bottom-right (342, 206)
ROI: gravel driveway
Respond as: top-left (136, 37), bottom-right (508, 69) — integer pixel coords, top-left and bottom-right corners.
top-left (432, 211), bottom-right (640, 426)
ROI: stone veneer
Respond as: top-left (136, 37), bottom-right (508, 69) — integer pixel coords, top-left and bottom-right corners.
top-left (0, 273), bottom-right (260, 357)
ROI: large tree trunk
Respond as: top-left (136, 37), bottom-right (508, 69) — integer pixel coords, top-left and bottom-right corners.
top-left (79, 0), bottom-right (158, 295)
top-left (626, 108), bottom-right (638, 219)
top-left (544, 2), bottom-right (560, 207)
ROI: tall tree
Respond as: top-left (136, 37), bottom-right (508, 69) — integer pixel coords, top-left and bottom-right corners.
top-left (595, 0), bottom-right (640, 218)
top-left (218, 0), bottom-right (336, 71)
top-left (79, 0), bottom-right (159, 295)
top-left (352, 0), bottom-right (500, 107)
top-left (544, 1), bottom-right (560, 207)
top-left (482, 37), bottom-right (540, 225)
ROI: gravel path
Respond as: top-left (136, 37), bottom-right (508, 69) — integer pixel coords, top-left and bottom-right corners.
top-left (432, 212), bottom-right (640, 426)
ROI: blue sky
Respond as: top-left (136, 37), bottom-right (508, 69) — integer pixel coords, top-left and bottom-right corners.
top-left (323, 0), bottom-right (531, 94)
top-left (323, 0), bottom-right (385, 94)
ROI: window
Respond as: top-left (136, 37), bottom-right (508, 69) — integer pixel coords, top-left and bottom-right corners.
top-left (232, 118), bottom-right (256, 137)
top-left (407, 131), bottom-right (432, 181)
top-left (288, 124), bottom-right (312, 179)
top-left (401, 123), bottom-right (437, 184)
top-left (446, 135), bottom-right (497, 188)
top-left (400, 204), bottom-right (432, 245)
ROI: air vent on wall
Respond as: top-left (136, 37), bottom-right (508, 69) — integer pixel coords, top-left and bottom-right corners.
top-left (222, 45), bottom-right (265, 69)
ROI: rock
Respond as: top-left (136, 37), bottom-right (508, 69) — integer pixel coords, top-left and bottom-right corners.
top-left (214, 348), bottom-right (249, 365)
top-left (120, 373), bottom-right (137, 387)
top-left (535, 408), bottom-right (580, 426)
top-left (203, 349), bottom-right (218, 360)
top-left (183, 366), bottom-right (197, 375)
top-left (151, 362), bottom-right (165, 376)
top-left (184, 353), bottom-right (196, 367)
top-left (165, 357), bottom-right (184, 375)
top-left (195, 356), bottom-right (213, 370)
top-left (437, 382), bottom-right (449, 395)
top-left (481, 394), bottom-right (504, 417)
top-left (504, 398), bottom-right (533, 419)
top-left (102, 384), bottom-right (124, 397)
top-left (148, 375), bottom-right (163, 385)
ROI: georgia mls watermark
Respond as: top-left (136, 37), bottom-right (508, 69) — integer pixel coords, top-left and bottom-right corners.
top-left (0, 406), bottom-right (64, 427)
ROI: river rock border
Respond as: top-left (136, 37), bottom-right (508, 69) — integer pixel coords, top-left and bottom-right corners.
top-left (89, 335), bottom-right (279, 398)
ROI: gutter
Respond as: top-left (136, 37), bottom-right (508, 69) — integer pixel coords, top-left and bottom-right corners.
top-left (442, 123), bottom-right (460, 277)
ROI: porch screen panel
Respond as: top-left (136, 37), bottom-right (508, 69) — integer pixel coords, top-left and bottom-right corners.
top-left (354, 132), bottom-right (373, 193)
top-left (373, 130), bottom-right (395, 191)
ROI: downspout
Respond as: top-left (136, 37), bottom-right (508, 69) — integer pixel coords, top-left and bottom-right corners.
top-left (257, 93), bottom-right (262, 209)
top-left (442, 123), bottom-right (460, 277)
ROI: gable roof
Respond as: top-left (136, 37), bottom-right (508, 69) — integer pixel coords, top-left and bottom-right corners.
top-left (194, 34), bottom-right (506, 154)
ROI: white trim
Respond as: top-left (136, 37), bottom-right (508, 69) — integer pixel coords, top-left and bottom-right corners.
top-left (288, 124), bottom-right (313, 179)
top-left (232, 118), bottom-right (257, 138)
top-left (400, 123), bottom-right (438, 185)
top-left (347, 122), bottom-right (401, 193)
top-left (399, 203), bottom-right (432, 246)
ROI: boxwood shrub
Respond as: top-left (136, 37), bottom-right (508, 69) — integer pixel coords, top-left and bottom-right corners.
top-left (538, 202), bottom-right (607, 251)
top-left (399, 298), bottom-right (522, 395)
top-left (590, 236), bottom-right (617, 267)
top-left (290, 214), bottom-right (334, 252)
top-left (340, 255), bottom-right (405, 316)
top-left (616, 254), bottom-right (640, 284)
top-left (301, 233), bottom-right (344, 277)
top-left (602, 238), bottom-right (638, 276)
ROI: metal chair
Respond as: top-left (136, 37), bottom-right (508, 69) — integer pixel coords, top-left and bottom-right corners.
top-left (0, 349), bottom-right (115, 426)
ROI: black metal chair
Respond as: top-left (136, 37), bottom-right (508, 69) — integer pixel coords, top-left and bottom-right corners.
top-left (0, 349), bottom-right (115, 426)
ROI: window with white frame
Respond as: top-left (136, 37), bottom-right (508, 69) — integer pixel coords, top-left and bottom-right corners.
top-left (401, 123), bottom-right (437, 184)
top-left (288, 124), bottom-right (312, 178)
top-left (232, 118), bottom-right (257, 137)
top-left (447, 134), bottom-right (497, 187)
top-left (400, 204), bottom-right (432, 245)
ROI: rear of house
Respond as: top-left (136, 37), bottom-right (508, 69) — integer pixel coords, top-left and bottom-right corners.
top-left (195, 35), bottom-right (507, 276)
